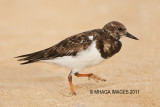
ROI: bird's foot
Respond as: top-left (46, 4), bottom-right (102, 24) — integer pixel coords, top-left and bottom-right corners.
top-left (70, 92), bottom-right (76, 96)
top-left (88, 73), bottom-right (106, 82)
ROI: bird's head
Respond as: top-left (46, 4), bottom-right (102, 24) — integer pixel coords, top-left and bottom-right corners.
top-left (103, 21), bottom-right (139, 40)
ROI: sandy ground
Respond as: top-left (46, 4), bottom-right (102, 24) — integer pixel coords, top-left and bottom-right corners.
top-left (0, 0), bottom-right (160, 107)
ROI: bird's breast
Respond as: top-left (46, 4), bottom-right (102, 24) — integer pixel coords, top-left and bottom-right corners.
top-left (106, 41), bottom-right (122, 57)
top-left (97, 40), bottom-right (122, 59)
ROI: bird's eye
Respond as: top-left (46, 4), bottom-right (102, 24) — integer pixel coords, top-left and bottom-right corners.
top-left (117, 27), bottom-right (123, 31)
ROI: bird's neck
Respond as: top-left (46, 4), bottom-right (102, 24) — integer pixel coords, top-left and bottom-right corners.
top-left (102, 29), bottom-right (120, 41)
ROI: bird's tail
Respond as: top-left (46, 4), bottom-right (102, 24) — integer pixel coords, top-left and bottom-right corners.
top-left (15, 50), bottom-right (46, 65)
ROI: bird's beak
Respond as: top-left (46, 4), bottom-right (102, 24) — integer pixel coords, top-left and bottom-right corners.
top-left (126, 32), bottom-right (139, 40)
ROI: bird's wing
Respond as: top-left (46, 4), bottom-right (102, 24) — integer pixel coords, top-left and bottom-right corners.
top-left (16, 30), bottom-right (100, 64)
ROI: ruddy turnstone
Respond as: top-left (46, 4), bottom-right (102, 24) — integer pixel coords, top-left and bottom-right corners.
top-left (16, 21), bottom-right (138, 95)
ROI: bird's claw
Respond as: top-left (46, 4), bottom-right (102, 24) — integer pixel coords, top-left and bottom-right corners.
top-left (70, 92), bottom-right (76, 96)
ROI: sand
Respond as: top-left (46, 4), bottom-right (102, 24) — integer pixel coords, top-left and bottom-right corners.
top-left (0, 0), bottom-right (160, 107)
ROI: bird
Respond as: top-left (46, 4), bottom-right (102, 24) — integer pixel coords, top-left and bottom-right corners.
top-left (15, 21), bottom-right (139, 95)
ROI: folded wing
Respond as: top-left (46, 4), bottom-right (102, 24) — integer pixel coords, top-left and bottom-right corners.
top-left (15, 31), bottom-right (96, 65)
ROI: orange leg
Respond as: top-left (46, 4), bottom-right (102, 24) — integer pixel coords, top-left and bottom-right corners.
top-left (74, 72), bottom-right (106, 82)
top-left (68, 72), bottom-right (76, 95)
top-left (68, 72), bottom-right (106, 95)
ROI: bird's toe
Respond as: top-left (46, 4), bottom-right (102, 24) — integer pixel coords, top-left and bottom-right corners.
top-left (70, 92), bottom-right (77, 96)
top-left (101, 79), bottom-right (106, 82)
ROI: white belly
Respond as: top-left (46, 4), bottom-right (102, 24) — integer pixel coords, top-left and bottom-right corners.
top-left (42, 41), bottom-right (105, 72)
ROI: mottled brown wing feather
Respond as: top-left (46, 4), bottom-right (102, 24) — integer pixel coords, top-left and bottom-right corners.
top-left (43, 34), bottom-right (93, 59)
top-left (15, 30), bottom-right (99, 65)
